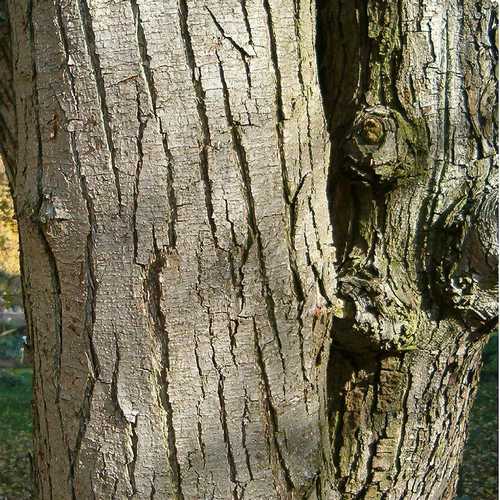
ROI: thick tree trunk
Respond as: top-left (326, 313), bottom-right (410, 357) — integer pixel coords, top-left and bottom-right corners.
top-left (8, 1), bottom-right (335, 498)
top-left (317, 1), bottom-right (498, 498)
top-left (1, 0), bottom-right (497, 499)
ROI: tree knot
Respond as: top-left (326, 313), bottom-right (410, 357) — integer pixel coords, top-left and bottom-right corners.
top-left (343, 106), bottom-right (427, 184)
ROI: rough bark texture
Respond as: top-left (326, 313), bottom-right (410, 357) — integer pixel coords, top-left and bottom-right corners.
top-left (0, 0), bottom-right (497, 499)
top-left (317, 0), bottom-right (498, 498)
top-left (7, 0), bottom-right (335, 498)
top-left (0, 0), bottom-right (16, 181)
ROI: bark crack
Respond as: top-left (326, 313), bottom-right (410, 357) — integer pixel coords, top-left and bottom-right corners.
top-left (158, 118), bottom-right (177, 249)
top-left (146, 236), bottom-right (184, 499)
top-left (77, 0), bottom-right (122, 214)
top-left (217, 364), bottom-right (239, 498)
top-left (239, 0), bottom-right (255, 49)
top-left (217, 54), bottom-right (287, 390)
top-left (177, 0), bottom-right (219, 249)
top-left (68, 120), bottom-right (99, 496)
top-left (205, 6), bottom-right (253, 95)
top-left (127, 415), bottom-right (139, 496)
top-left (205, 7), bottom-right (253, 59)
top-left (133, 87), bottom-right (147, 264)
top-left (252, 318), bottom-right (294, 494)
top-left (241, 388), bottom-right (254, 482)
top-left (130, 0), bottom-right (158, 115)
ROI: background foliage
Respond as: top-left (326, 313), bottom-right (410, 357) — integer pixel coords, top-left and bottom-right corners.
top-left (0, 162), bottom-right (18, 278)
top-left (0, 161), bottom-right (21, 313)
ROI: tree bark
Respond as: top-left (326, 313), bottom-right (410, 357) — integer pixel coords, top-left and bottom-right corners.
top-left (1, 0), bottom-right (497, 499)
top-left (317, 0), bottom-right (498, 497)
top-left (8, 0), bottom-right (336, 498)
top-left (0, 0), bottom-right (16, 182)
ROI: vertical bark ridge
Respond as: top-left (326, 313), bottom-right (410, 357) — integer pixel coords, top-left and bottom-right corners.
top-left (252, 318), bottom-right (295, 496)
top-left (28, 2), bottom-right (67, 495)
top-left (266, 0), bottom-right (313, 400)
top-left (77, 0), bottom-right (122, 214)
top-left (177, 0), bottom-right (219, 249)
top-left (218, 53), bottom-right (288, 386)
top-left (69, 132), bottom-right (100, 490)
top-left (52, 3), bottom-right (106, 495)
top-left (215, 361), bottom-right (239, 500)
top-left (146, 243), bottom-right (184, 499)
top-left (213, 45), bottom-right (312, 494)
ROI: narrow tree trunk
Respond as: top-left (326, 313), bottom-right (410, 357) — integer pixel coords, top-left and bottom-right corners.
top-left (1, 0), bottom-right (497, 499)
top-left (0, 0), bottom-right (16, 180)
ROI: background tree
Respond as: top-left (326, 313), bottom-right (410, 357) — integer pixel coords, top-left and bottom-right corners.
top-left (0, 0), bottom-right (497, 499)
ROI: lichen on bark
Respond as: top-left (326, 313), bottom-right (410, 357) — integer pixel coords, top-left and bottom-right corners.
top-left (0, 0), bottom-right (497, 498)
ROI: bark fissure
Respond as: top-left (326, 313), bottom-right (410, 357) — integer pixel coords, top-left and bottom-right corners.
top-left (67, 123), bottom-right (100, 495)
top-left (177, 0), bottom-right (219, 249)
top-left (133, 89), bottom-right (147, 264)
top-left (77, 0), bottom-right (122, 213)
top-left (241, 389), bottom-right (254, 482)
top-left (252, 318), bottom-right (295, 495)
top-left (158, 118), bottom-right (177, 249)
top-left (239, 0), bottom-right (254, 49)
top-left (216, 360), bottom-right (239, 499)
top-left (54, 3), bottom-right (79, 112)
top-left (206, 6), bottom-right (253, 94)
top-left (217, 53), bottom-right (288, 389)
top-left (130, 0), bottom-right (158, 115)
top-left (146, 240), bottom-right (184, 499)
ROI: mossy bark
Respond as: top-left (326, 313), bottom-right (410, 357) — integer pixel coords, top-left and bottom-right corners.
top-left (0, 0), bottom-right (497, 499)
top-left (317, 0), bottom-right (498, 497)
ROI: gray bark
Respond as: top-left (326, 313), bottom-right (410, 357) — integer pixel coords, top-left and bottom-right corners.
top-left (0, 0), bottom-right (497, 499)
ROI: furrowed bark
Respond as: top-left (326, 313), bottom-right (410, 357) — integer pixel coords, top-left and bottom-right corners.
top-left (8, 0), bottom-right (336, 498)
top-left (0, 0), bottom-right (16, 181)
top-left (3, 0), bottom-right (497, 498)
top-left (317, 0), bottom-right (498, 498)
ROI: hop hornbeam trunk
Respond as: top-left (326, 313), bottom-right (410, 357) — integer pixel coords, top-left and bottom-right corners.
top-left (0, 0), bottom-right (497, 498)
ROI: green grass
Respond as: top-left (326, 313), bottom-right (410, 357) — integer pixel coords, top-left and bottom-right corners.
top-left (0, 368), bottom-right (32, 436)
top-left (457, 332), bottom-right (498, 500)
top-left (0, 368), bottom-right (32, 500)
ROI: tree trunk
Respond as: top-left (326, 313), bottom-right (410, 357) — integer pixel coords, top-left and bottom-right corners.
top-left (314, 1), bottom-right (498, 498)
top-left (0, 0), bottom-right (15, 182)
top-left (1, 0), bottom-right (497, 499)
